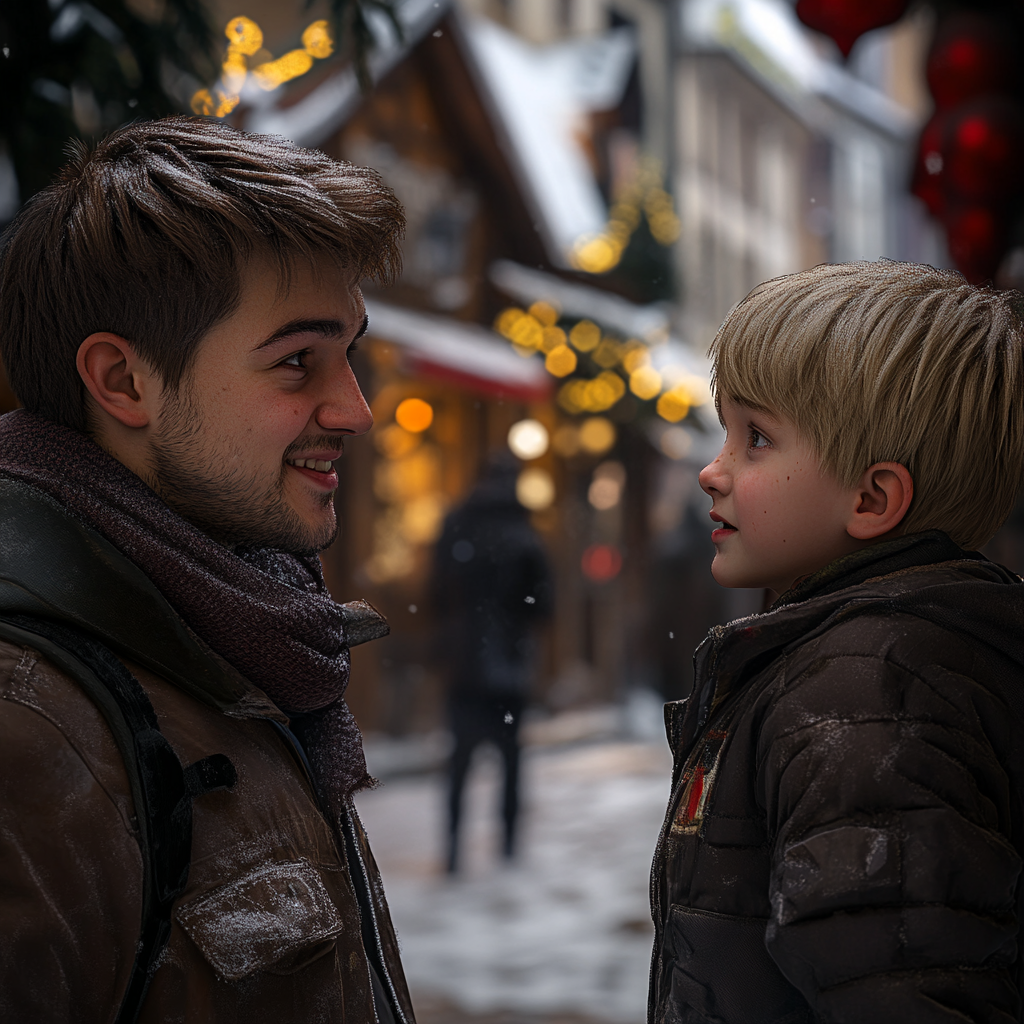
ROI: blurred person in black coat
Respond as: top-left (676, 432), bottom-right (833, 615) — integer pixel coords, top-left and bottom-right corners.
top-left (432, 454), bottom-right (552, 873)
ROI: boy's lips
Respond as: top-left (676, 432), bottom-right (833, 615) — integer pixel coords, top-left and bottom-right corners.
top-left (710, 510), bottom-right (737, 542)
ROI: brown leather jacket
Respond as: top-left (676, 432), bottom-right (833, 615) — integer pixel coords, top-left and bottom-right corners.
top-left (0, 479), bottom-right (415, 1023)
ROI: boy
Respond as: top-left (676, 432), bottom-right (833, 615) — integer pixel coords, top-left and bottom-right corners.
top-left (650, 261), bottom-right (1024, 1024)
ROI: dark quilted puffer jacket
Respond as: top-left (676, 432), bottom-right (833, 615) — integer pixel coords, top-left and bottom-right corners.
top-left (650, 531), bottom-right (1024, 1024)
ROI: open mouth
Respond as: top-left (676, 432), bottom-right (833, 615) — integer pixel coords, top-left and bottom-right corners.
top-left (286, 457), bottom-right (339, 489)
top-left (287, 458), bottom-right (335, 473)
top-left (710, 512), bottom-right (736, 540)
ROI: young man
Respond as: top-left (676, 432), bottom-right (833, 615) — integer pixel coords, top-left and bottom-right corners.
top-left (650, 261), bottom-right (1024, 1024)
top-left (0, 117), bottom-right (414, 1023)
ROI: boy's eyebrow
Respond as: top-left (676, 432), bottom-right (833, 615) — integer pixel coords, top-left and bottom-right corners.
top-left (253, 314), bottom-right (369, 351)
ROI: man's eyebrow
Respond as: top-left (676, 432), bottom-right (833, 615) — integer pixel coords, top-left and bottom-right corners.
top-left (253, 317), bottom-right (362, 352)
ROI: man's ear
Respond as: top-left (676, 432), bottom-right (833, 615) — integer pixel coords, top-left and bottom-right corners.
top-left (846, 461), bottom-right (914, 541)
top-left (76, 332), bottom-right (156, 429)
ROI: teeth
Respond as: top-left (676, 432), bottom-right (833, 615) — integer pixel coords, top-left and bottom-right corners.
top-left (287, 458), bottom-right (334, 472)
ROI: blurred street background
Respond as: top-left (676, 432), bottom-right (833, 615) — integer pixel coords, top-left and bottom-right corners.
top-left (4, 0), bottom-right (1024, 1019)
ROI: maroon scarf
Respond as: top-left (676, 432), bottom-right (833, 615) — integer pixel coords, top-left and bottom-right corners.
top-left (0, 409), bottom-right (372, 805)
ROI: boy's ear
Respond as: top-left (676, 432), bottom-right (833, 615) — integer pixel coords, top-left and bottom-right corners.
top-left (847, 462), bottom-right (914, 541)
top-left (77, 332), bottom-right (157, 430)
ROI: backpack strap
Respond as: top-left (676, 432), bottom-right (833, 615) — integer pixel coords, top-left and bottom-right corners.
top-left (0, 613), bottom-right (236, 1024)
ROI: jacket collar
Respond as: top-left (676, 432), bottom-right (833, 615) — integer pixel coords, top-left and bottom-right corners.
top-left (772, 530), bottom-right (974, 609)
top-left (0, 477), bottom-right (284, 719)
top-left (687, 531), bottom-right (1023, 741)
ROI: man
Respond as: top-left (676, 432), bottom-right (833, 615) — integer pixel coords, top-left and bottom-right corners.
top-left (0, 117), bottom-right (414, 1023)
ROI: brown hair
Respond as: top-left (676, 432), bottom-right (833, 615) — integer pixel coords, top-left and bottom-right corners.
top-left (710, 260), bottom-right (1024, 550)
top-left (0, 116), bottom-right (404, 431)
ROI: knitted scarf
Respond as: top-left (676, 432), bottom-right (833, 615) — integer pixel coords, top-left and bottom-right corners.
top-left (0, 409), bottom-right (372, 806)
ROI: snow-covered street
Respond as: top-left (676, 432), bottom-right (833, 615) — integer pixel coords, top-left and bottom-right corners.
top-left (355, 728), bottom-right (672, 1023)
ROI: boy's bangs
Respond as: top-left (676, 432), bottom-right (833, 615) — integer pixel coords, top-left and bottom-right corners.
top-left (708, 261), bottom-right (1024, 550)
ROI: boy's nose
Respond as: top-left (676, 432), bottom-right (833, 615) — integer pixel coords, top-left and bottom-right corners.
top-left (699, 454), bottom-right (729, 496)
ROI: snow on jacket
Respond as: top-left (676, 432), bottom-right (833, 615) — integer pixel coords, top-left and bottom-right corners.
top-left (650, 531), bottom-right (1024, 1024)
top-left (0, 478), bottom-right (414, 1023)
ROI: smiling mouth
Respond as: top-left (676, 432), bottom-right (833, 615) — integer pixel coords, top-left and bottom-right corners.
top-left (286, 458), bottom-right (335, 473)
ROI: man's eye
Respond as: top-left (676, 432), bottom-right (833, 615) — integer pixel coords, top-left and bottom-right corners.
top-left (281, 350), bottom-right (308, 369)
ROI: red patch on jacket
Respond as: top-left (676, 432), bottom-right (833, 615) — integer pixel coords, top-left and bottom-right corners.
top-left (672, 730), bottom-right (728, 834)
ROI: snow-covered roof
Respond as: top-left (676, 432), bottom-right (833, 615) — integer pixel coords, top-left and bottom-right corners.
top-left (490, 260), bottom-right (670, 343)
top-left (245, 0), bottom-right (635, 269)
top-left (681, 0), bottom-right (916, 138)
top-left (461, 18), bottom-right (635, 268)
top-left (364, 299), bottom-right (552, 402)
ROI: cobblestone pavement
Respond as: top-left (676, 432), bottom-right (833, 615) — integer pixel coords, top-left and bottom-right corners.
top-left (355, 738), bottom-right (672, 1023)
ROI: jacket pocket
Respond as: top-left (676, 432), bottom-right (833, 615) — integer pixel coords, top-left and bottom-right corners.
top-left (664, 905), bottom-right (812, 1024)
top-left (175, 859), bottom-right (344, 981)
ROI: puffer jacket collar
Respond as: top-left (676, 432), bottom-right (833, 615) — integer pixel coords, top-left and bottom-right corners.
top-left (0, 476), bottom-right (283, 720)
top-left (679, 531), bottom-right (1024, 766)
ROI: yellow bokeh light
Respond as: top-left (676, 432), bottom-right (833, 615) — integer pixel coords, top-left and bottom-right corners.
top-left (301, 20), bottom-right (334, 59)
top-left (225, 16), bottom-right (263, 55)
top-left (572, 235), bottom-right (623, 274)
top-left (374, 423), bottom-right (421, 460)
top-left (592, 338), bottom-right (622, 369)
top-left (191, 89), bottom-right (215, 115)
top-left (214, 93), bottom-right (241, 117)
top-left (629, 366), bottom-right (662, 401)
top-left (540, 326), bottom-right (567, 354)
top-left (253, 49), bottom-right (314, 90)
top-left (401, 493), bottom-right (446, 545)
top-left (650, 211), bottom-right (681, 245)
top-left (621, 342), bottom-right (649, 374)
top-left (569, 320), bottom-right (601, 353)
top-left (528, 300), bottom-right (559, 327)
top-left (557, 379), bottom-right (587, 415)
top-left (551, 423), bottom-right (581, 457)
top-left (516, 468), bottom-right (555, 511)
top-left (373, 446), bottom-right (440, 503)
top-left (584, 371), bottom-right (626, 412)
top-left (507, 313), bottom-right (543, 351)
top-left (578, 417), bottom-right (616, 455)
top-left (395, 397), bottom-right (434, 433)
top-left (545, 345), bottom-right (577, 378)
top-left (495, 307), bottom-right (525, 337)
top-left (657, 387), bottom-right (691, 423)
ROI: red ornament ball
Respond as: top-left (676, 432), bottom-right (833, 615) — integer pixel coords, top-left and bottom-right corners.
top-left (795, 0), bottom-right (910, 57)
top-left (926, 15), bottom-right (1016, 110)
top-left (943, 97), bottom-right (1024, 203)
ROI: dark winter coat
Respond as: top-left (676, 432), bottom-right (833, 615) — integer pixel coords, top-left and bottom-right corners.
top-left (0, 479), bottom-right (414, 1023)
top-left (432, 473), bottom-right (552, 698)
top-left (650, 531), bottom-right (1024, 1024)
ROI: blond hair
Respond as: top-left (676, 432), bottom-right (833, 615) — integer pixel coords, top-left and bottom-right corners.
top-left (710, 261), bottom-right (1024, 550)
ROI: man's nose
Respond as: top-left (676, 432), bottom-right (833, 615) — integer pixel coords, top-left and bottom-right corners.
top-left (315, 368), bottom-right (373, 436)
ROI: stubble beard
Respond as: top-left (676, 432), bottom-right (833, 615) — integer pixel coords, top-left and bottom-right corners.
top-left (149, 388), bottom-right (339, 555)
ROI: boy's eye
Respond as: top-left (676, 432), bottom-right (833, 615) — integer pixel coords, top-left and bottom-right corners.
top-left (749, 428), bottom-right (770, 449)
